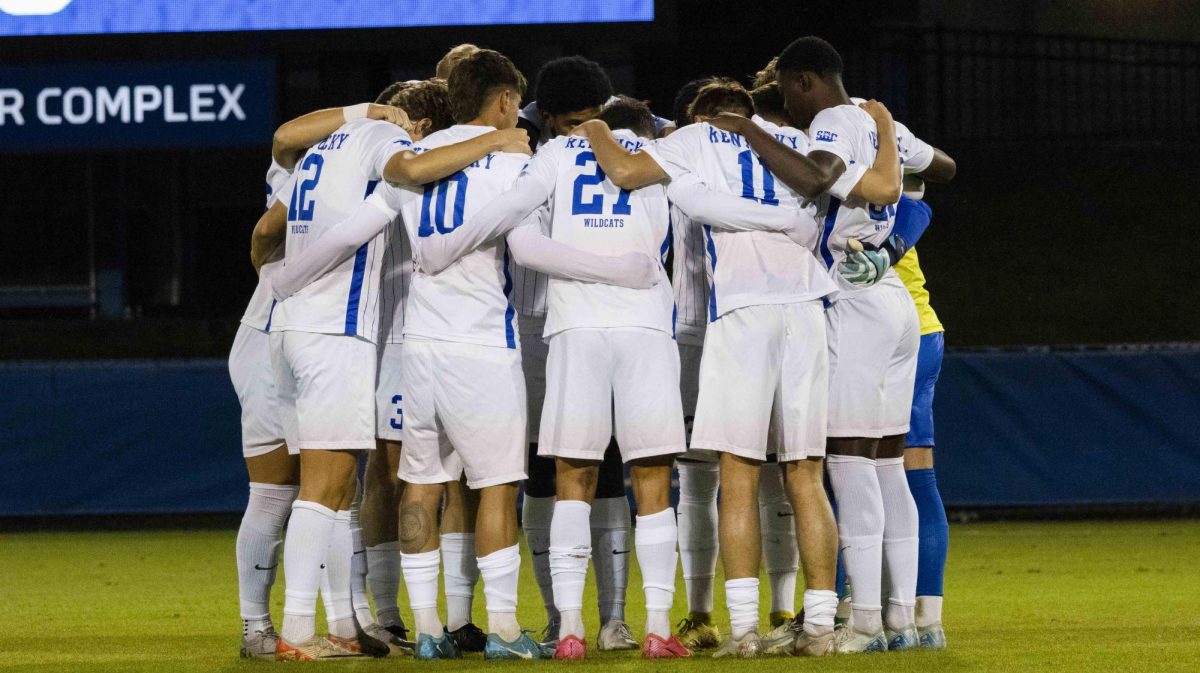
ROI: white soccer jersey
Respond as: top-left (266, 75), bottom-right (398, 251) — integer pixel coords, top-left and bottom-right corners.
top-left (240, 159), bottom-right (294, 332)
top-left (517, 130), bottom-right (673, 337)
top-left (670, 203), bottom-right (708, 344)
top-left (643, 122), bottom-right (837, 321)
top-left (808, 104), bottom-right (934, 295)
top-left (381, 124), bottom-right (528, 349)
top-left (377, 219), bottom-right (411, 344)
top-left (269, 118), bottom-right (411, 340)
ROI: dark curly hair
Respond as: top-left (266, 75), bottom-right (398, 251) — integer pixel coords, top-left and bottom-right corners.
top-left (533, 56), bottom-right (613, 115)
top-left (777, 36), bottom-right (844, 78)
top-left (671, 77), bottom-right (714, 127)
top-left (597, 95), bottom-right (656, 139)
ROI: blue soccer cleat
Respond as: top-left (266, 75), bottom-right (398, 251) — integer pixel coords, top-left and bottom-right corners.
top-left (484, 631), bottom-right (553, 660)
top-left (414, 631), bottom-right (462, 660)
top-left (918, 624), bottom-right (947, 650)
top-left (886, 625), bottom-right (920, 651)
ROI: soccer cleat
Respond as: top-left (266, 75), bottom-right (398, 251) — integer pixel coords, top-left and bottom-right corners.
top-left (384, 623), bottom-right (412, 645)
top-left (553, 635), bottom-right (586, 660)
top-left (355, 624), bottom-right (392, 658)
top-left (240, 625), bottom-right (279, 659)
top-left (363, 622), bottom-right (413, 656)
top-left (917, 624), bottom-right (947, 650)
top-left (324, 634), bottom-right (372, 657)
top-left (834, 596), bottom-right (852, 630)
top-left (886, 625), bottom-right (919, 651)
top-left (834, 627), bottom-right (888, 654)
top-left (414, 631), bottom-right (462, 660)
top-left (597, 620), bottom-right (639, 651)
top-left (642, 634), bottom-right (691, 659)
top-left (768, 610), bottom-right (795, 629)
top-left (483, 631), bottom-right (553, 660)
top-left (675, 612), bottom-right (721, 650)
top-left (447, 622), bottom-right (488, 653)
top-left (793, 629), bottom-right (836, 657)
top-left (540, 617), bottom-right (561, 647)
top-left (712, 631), bottom-right (762, 658)
top-left (274, 635), bottom-right (356, 660)
top-left (760, 617), bottom-right (801, 655)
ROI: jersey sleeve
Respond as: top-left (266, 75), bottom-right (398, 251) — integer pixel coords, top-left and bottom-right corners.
top-left (895, 121), bottom-right (935, 175)
top-left (641, 127), bottom-right (697, 180)
top-left (357, 121), bottom-right (414, 180)
top-left (808, 107), bottom-right (858, 199)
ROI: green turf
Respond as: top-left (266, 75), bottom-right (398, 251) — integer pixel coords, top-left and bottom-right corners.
top-left (1, 520), bottom-right (1198, 672)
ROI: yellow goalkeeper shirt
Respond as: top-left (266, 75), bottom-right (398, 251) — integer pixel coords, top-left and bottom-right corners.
top-left (895, 247), bottom-right (944, 335)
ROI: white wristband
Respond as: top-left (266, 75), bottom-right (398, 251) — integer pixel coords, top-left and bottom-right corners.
top-left (343, 103), bottom-right (370, 122)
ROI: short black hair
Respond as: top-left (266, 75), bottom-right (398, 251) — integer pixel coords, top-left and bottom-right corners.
top-left (534, 56), bottom-right (613, 115)
top-left (375, 81), bottom-right (409, 105)
top-left (687, 79), bottom-right (753, 120)
top-left (777, 36), bottom-right (844, 77)
top-left (749, 83), bottom-right (786, 121)
top-left (447, 49), bottom-right (527, 123)
top-left (596, 95), bottom-right (656, 139)
top-left (671, 77), bottom-right (715, 127)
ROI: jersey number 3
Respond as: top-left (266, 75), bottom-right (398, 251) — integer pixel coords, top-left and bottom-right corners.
top-left (571, 152), bottom-right (632, 215)
top-left (417, 170), bottom-right (469, 237)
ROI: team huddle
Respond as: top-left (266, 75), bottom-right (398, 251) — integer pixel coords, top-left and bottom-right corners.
top-left (228, 36), bottom-right (956, 662)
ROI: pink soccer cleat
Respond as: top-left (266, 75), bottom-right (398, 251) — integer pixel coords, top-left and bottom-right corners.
top-left (553, 635), bottom-right (586, 660)
top-left (642, 634), bottom-right (692, 659)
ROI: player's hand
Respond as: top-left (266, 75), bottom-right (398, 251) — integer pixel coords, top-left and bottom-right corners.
top-left (570, 118), bottom-right (609, 138)
top-left (490, 127), bottom-right (532, 155)
top-left (838, 238), bottom-right (890, 286)
top-left (857, 99), bottom-right (893, 126)
top-left (702, 112), bottom-right (750, 135)
top-left (614, 251), bottom-right (661, 289)
top-left (377, 105), bottom-right (416, 134)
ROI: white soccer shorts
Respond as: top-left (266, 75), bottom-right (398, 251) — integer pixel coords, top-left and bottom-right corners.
top-left (228, 323), bottom-right (285, 457)
top-left (376, 342), bottom-right (404, 442)
top-left (691, 301), bottom-right (828, 462)
top-left (538, 328), bottom-right (686, 463)
top-left (825, 279), bottom-right (921, 438)
top-left (270, 330), bottom-right (377, 453)
top-left (399, 339), bottom-right (527, 489)
top-left (520, 332), bottom-right (549, 445)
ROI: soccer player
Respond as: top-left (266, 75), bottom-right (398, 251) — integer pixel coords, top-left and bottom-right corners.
top-left (572, 79), bottom-right (904, 658)
top-left (705, 36), bottom-right (956, 654)
top-left (250, 82), bottom-right (529, 661)
top-left (231, 95), bottom-right (414, 659)
top-left (512, 55), bottom-right (638, 651)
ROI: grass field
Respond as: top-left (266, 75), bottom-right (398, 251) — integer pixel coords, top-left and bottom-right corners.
top-left (1, 520), bottom-right (1198, 672)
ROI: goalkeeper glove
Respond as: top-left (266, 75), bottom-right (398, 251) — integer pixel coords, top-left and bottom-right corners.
top-left (837, 233), bottom-right (909, 286)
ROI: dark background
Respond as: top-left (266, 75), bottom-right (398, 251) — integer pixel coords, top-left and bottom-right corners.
top-left (2, 0), bottom-right (1198, 358)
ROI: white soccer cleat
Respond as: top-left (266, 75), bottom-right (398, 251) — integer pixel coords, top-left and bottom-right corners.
top-left (597, 620), bottom-right (639, 651)
top-left (712, 631), bottom-right (762, 658)
top-left (886, 624), bottom-right (919, 651)
top-left (759, 619), bottom-right (799, 656)
top-left (918, 623), bottom-right (947, 650)
top-left (793, 629), bottom-right (836, 657)
top-left (834, 627), bottom-right (888, 654)
top-left (239, 625), bottom-right (279, 659)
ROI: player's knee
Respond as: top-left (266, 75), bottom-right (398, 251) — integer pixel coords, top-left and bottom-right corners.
top-left (877, 434), bottom-right (906, 460)
top-left (827, 436), bottom-right (876, 459)
top-left (556, 462), bottom-right (599, 501)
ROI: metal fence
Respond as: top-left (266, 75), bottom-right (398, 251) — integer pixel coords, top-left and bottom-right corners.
top-left (846, 26), bottom-right (1200, 144)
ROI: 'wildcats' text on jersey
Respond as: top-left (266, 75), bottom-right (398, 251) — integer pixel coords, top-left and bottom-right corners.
top-left (643, 121), bottom-right (838, 321)
top-left (269, 118), bottom-right (411, 341)
top-left (808, 104), bottom-right (934, 296)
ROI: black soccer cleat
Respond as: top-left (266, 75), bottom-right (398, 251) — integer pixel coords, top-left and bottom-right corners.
top-left (447, 623), bottom-right (488, 653)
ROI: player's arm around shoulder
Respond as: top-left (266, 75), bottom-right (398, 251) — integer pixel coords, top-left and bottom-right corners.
top-left (572, 119), bottom-right (667, 190)
top-left (382, 127), bottom-right (531, 186)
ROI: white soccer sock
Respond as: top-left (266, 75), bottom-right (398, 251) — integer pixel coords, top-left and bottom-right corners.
top-left (803, 589), bottom-right (838, 637)
top-left (366, 542), bottom-right (402, 628)
top-left (827, 454), bottom-right (885, 635)
top-left (635, 508), bottom-right (678, 639)
top-left (758, 463), bottom-right (799, 615)
top-left (348, 504), bottom-right (374, 628)
top-left (877, 457), bottom-right (919, 631)
top-left (677, 461), bottom-right (719, 615)
top-left (477, 544), bottom-right (522, 642)
top-left (323, 510), bottom-right (358, 639)
top-left (237, 482), bottom-right (297, 631)
top-left (725, 577), bottom-right (760, 639)
top-left (441, 533), bottom-right (479, 631)
top-left (916, 596), bottom-right (943, 628)
top-left (521, 495), bottom-right (558, 623)
top-left (591, 496), bottom-right (631, 624)
top-left (549, 500), bottom-right (591, 640)
top-left (281, 500), bottom-right (336, 644)
top-left (401, 549), bottom-right (443, 638)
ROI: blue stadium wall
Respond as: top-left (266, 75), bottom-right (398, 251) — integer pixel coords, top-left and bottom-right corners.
top-left (2, 348), bottom-right (1199, 516)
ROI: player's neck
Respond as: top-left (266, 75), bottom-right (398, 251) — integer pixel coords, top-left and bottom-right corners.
top-left (466, 112), bottom-right (507, 129)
